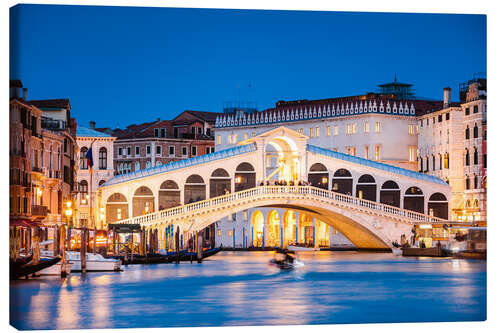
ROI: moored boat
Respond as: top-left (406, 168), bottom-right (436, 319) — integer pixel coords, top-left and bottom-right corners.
top-left (67, 251), bottom-right (121, 271)
top-left (38, 260), bottom-right (74, 276)
top-left (10, 256), bottom-right (62, 280)
top-left (287, 245), bottom-right (320, 252)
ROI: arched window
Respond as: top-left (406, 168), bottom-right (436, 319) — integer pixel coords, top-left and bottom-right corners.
top-left (135, 161), bottom-right (140, 171)
top-left (439, 153), bottom-right (442, 170)
top-left (474, 175), bottom-right (478, 189)
top-left (465, 149), bottom-right (470, 166)
top-left (473, 123), bottom-right (478, 138)
top-left (432, 155), bottom-right (436, 171)
top-left (465, 126), bottom-right (470, 140)
top-left (98, 147), bottom-right (107, 170)
top-left (80, 147), bottom-right (88, 170)
top-left (419, 157), bottom-right (423, 172)
top-left (473, 147), bottom-right (478, 165)
top-left (444, 153), bottom-right (449, 169)
top-left (80, 180), bottom-right (88, 193)
top-left (465, 176), bottom-right (470, 190)
top-left (425, 157), bottom-right (429, 172)
top-left (473, 199), bottom-right (479, 208)
top-left (98, 180), bottom-right (106, 186)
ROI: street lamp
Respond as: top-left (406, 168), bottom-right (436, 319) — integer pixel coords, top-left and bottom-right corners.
top-left (65, 200), bottom-right (73, 227)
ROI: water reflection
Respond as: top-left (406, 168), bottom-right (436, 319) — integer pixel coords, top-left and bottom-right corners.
top-left (10, 252), bottom-right (486, 330)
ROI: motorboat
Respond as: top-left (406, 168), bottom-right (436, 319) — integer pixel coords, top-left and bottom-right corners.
top-left (287, 244), bottom-right (320, 252)
top-left (66, 251), bottom-right (121, 272)
top-left (269, 250), bottom-right (304, 270)
top-left (38, 260), bottom-right (74, 276)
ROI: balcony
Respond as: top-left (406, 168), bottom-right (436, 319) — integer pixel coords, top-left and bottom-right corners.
top-left (41, 118), bottom-right (67, 131)
top-left (31, 205), bottom-right (48, 217)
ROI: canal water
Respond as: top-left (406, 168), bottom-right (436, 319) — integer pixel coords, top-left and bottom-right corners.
top-left (10, 251), bottom-right (486, 330)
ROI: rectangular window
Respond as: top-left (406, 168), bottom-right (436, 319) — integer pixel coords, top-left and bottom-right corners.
top-left (352, 124), bottom-right (357, 134)
top-left (465, 107), bottom-right (470, 115)
top-left (375, 146), bottom-right (380, 160)
top-left (198, 127), bottom-right (202, 134)
top-left (409, 125), bottom-right (414, 135)
top-left (484, 154), bottom-right (487, 169)
top-left (326, 126), bottom-right (331, 136)
top-left (182, 147), bottom-right (187, 156)
top-left (169, 146), bottom-right (175, 156)
top-left (160, 128), bottom-right (166, 138)
top-left (156, 145), bottom-right (161, 156)
top-left (315, 127), bottom-right (320, 137)
top-left (135, 146), bottom-right (140, 156)
top-left (473, 105), bottom-right (479, 113)
top-left (409, 147), bottom-right (416, 162)
top-left (118, 147), bottom-right (123, 156)
top-left (416, 126), bottom-right (419, 135)
top-left (127, 146), bottom-right (131, 156)
top-left (438, 115), bottom-right (442, 122)
top-left (346, 147), bottom-right (351, 155)
top-left (217, 135), bottom-right (221, 145)
top-left (154, 128), bottom-right (159, 137)
top-left (433, 117), bottom-right (436, 124)
top-left (299, 128), bottom-right (303, 134)
top-left (146, 145), bottom-right (151, 155)
top-left (205, 146), bottom-right (211, 154)
top-left (426, 118), bottom-right (429, 126)
top-left (375, 122), bottom-right (381, 133)
top-left (365, 146), bottom-right (369, 159)
top-left (228, 230), bottom-right (232, 237)
top-left (217, 229), bottom-right (221, 237)
top-left (352, 147), bottom-right (356, 156)
top-left (309, 128), bottom-right (314, 137)
top-left (334, 125), bottom-right (338, 136)
top-left (233, 134), bottom-right (237, 143)
top-left (364, 122), bottom-right (369, 133)
top-left (211, 147), bottom-right (215, 153)
top-left (347, 124), bottom-right (352, 135)
top-left (191, 146), bottom-right (197, 156)
top-left (446, 113), bottom-right (450, 120)
top-left (228, 135), bottom-right (232, 144)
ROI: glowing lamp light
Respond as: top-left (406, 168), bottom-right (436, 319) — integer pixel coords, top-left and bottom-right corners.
top-left (321, 177), bottom-right (328, 184)
top-left (65, 208), bottom-right (73, 217)
top-left (419, 224), bottom-right (432, 229)
top-left (66, 201), bottom-right (72, 208)
top-left (235, 176), bottom-right (242, 184)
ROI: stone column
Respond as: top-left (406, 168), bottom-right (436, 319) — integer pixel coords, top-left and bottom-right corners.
top-left (313, 218), bottom-right (317, 247)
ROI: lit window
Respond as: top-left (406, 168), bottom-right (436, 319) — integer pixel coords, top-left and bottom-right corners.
top-left (352, 124), bottom-right (357, 134)
top-left (217, 135), bottom-right (221, 145)
top-left (228, 230), bottom-right (232, 237)
top-left (315, 127), bottom-right (320, 137)
top-left (375, 122), bottom-right (381, 133)
top-left (244, 133), bottom-right (248, 140)
top-left (364, 122), bottom-right (369, 133)
top-left (409, 125), bottom-right (414, 135)
top-left (299, 128), bottom-right (303, 134)
top-left (352, 147), bottom-right (356, 156)
top-left (409, 147), bottom-right (416, 161)
top-left (346, 147), bottom-right (351, 155)
top-left (375, 146), bottom-right (380, 160)
top-left (347, 124), bottom-right (352, 135)
top-left (146, 145), bottom-right (151, 155)
top-left (365, 146), bottom-right (369, 159)
top-left (156, 145), bottom-right (162, 156)
top-left (191, 146), bottom-right (197, 156)
top-left (217, 229), bottom-right (221, 236)
top-left (333, 125), bottom-right (338, 136)
top-left (228, 135), bottom-right (232, 144)
top-left (326, 126), bottom-right (331, 136)
top-left (135, 146), bottom-right (140, 156)
top-left (416, 125), bottom-right (419, 135)
top-left (310, 128), bottom-right (314, 137)
top-left (233, 134), bottom-right (237, 143)
top-left (252, 132), bottom-right (256, 137)
top-left (169, 146), bottom-right (175, 156)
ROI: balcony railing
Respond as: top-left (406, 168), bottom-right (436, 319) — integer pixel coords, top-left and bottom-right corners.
top-left (31, 205), bottom-right (48, 217)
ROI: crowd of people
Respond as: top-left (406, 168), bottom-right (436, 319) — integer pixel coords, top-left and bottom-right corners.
top-left (258, 179), bottom-right (314, 186)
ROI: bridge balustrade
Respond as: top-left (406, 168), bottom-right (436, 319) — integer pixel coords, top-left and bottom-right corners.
top-left (114, 186), bottom-right (448, 228)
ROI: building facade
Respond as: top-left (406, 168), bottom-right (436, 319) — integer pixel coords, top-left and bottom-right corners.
top-left (96, 110), bottom-right (218, 175)
top-left (418, 77), bottom-right (487, 224)
top-left (75, 125), bottom-right (116, 230)
top-left (9, 80), bottom-right (78, 228)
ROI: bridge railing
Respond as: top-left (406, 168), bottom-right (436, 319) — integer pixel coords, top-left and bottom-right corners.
top-left (115, 186), bottom-right (447, 226)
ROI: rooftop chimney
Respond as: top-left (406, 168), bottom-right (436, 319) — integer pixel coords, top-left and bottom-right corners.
top-left (443, 87), bottom-right (451, 108)
top-left (22, 88), bottom-right (27, 101)
top-left (89, 121), bottom-right (96, 129)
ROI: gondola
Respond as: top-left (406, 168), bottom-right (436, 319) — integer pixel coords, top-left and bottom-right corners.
top-left (177, 247), bottom-right (222, 262)
top-left (10, 256), bottom-right (62, 280)
top-left (106, 249), bottom-right (188, 264)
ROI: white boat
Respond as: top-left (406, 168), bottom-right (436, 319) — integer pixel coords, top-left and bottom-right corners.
top-left (391, 248), bottom-right (403, 256)
top-left (287, 245), bottom-right (321, 252)
top-left (38, 260), bottom-right (74, 276)
top-left (66, 251), bottom-right (121, 272)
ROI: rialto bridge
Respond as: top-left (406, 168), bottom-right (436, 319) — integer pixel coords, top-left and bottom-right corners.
top-left (100, 127), bottom-right (451, 249)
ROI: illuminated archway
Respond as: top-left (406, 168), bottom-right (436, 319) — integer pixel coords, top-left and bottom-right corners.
top-left (266, 210), bottom-right (281, 247)
top-left (251, 210), bottom-right (264, 247)
top-left (264, 136), bottom-right (300, 183)
top-left (283, 210), bottom-right (296, 246)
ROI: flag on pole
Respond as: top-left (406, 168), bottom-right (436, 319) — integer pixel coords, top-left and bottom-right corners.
top-left (86, 144), bottom-right (94, 173)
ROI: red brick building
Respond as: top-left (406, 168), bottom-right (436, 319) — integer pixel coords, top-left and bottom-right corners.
top-left (96, 110), bottom-right (220, 174)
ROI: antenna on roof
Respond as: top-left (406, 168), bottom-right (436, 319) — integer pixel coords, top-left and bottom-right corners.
top-left (394, 73), bottom-right (397, 82)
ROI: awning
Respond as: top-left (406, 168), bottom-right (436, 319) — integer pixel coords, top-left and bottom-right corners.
top-left (9, 218), bottom-right (41, 228)
top-left (107, 223), bottom-right (142, 233)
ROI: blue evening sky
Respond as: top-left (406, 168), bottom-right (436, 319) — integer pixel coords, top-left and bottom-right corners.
top-left (10, 4), bottom-right (486, 129)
